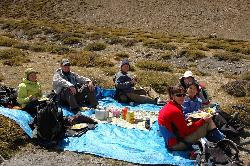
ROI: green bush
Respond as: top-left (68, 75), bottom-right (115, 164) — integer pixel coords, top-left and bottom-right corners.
top-left (187, 43), bottom-right (209, 51)
top-left (241, 71), bottom-right (250, 81)
top-left (135, 71), bottom-right (178, 93)
top-left (114, 52), bottom-right (129, 60)
top-left (143, 40), bottom-right (177, 50)
top-left (0, 36), bottom-right (18, 47)
top-left (29, 43), bottom-right (47, 52)
top-left (206, 41), bottom-right (229, 49)
top-left (136, 60), bottom-right (172, 72)
top-left (51, 46), bottom-right (71, 55)
top-left (0, 73), bottom-right (4, 82)
top-left (122, 39), bottom-right (137, 47)
top-left (13, 42), bottom-right (30, 50)
top-left (84, 42), bottom-right (107, 51)
top-left (161, 51), bottom-right (173, 60)
top-left (69, 51), bottom-right (114, 68)
top-left (101, 67), bottom-right (117, 76)
top-left (106, 36), bottom-right (125, 45)
top-left (177, 49), bottom-right (206, 61)
top-left (213, 52), bottom-right (242, 62)
top-left (63, 37), bottom-right (82, 45)
top-left (0, 48), bottom-right (29, 66)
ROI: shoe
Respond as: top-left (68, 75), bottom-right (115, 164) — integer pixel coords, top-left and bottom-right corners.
top-left (155, 97), bottom-right (166, 106)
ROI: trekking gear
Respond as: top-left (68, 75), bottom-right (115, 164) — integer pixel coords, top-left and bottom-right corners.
top-left (206, 128), bottom-right (224, 143)
top-left (195, 139), bottom-right (243, 166)
top-left (0, 85), bottom-right (18, 108)
top-left (213, 108), bottom-right (244, 139)
top-left (33, 92), bottom-right (65, 147)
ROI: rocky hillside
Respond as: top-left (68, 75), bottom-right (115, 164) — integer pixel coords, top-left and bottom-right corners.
top-left (0, 0), bottom-right (249, 40)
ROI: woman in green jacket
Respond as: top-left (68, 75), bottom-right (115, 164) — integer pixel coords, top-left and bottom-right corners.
top-left (17, 68), bottom-right (42, 116)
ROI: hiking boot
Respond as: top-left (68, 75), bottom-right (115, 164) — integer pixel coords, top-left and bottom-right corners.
top-left (155, 97), bottom-right (166, 106)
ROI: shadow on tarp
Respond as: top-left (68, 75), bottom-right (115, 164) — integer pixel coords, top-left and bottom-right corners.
top-left (0, 88), bottom-right (194, 165)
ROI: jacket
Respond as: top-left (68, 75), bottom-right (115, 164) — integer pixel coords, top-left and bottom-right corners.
top-left (113, 71), bottom-right (134, 93)
top-left (158, 101), bottom-right (205, 148)
top-left (17, 78), bottom-right (42, 108)
top-left (182, 96), bottom-right (202, 115)
top-left (52, 69), bottom-right (91, 94)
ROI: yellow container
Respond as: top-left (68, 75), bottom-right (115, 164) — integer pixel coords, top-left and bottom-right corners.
top-left (126, 111), bottom-right (135, 123)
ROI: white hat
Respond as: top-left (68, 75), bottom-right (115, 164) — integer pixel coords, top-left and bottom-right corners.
top-left (183, 71), bottom-right (193, 78)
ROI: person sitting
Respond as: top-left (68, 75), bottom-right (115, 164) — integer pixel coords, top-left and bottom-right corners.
top-left (179, 70), bottom-right (210, 105)
top-left (17, 68), bottom-right (42, 116)
top-left (158, 84), bottom-right (224, 151)
top-left (182, 82), bottom-right (202, 115)
top-left (113, 58), bottom-right (162, 105)
top-left (52, 59), bottom-right (98, 113)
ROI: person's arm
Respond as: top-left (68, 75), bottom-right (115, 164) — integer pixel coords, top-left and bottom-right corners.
top-left (17, 83), bottom-right (30, 105)
top-left (182, 100), bottom-right (192, 115)
top-left (172, 109), bottom-right (205, 138)
top-left (52, 71), bottom-right (74, 89)
top-left (114, 73), bottom-right (134, 90)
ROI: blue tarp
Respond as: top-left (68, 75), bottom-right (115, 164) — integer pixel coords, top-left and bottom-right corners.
top-left (0, 88), bottom-right (194, 165)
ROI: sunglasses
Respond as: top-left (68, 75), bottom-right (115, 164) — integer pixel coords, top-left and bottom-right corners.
top-left (174, 93), bottom-right (186, 97)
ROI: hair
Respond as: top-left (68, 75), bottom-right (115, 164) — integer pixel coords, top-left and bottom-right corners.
top-left (168, 84), bottom-right (186, 100)
top-left (187, 81), bottom-right (200, 92)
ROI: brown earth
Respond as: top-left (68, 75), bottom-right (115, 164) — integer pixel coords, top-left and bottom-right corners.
top-left (0, 0), bottom-right (250, 40)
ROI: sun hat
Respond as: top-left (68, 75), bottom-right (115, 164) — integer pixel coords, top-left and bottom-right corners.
top-left (25, 68), bottom-right (38, 78)
top-left (183, 71), bottom-right (193, 78)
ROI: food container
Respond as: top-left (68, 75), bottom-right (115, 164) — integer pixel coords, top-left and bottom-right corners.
top-left (95, 109), bottom-right (109, 121)
top-left (126, 111), bottom-right (135, 123)
top-left (122, 107), bottom-right (128, 120)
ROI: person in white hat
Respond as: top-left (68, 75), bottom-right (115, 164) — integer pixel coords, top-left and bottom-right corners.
top-left (180, 71), bottom-right (210, 105)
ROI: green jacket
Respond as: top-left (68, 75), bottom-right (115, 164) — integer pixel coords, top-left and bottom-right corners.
top-left (17, 78), bottom-right (42, 108)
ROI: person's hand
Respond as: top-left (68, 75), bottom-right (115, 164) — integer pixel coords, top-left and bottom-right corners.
top-left (88, 81), bottom-right (95, 92)
top-left (69, 86), bottom-right (76, 95)
top-left (203, 114), bottom-right (213, 122)
top-left (131, 78), bottom-right (137, 85)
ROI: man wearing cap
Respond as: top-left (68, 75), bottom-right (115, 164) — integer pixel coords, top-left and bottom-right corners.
top-left (53, 59), bottom-right (98, 113)
top-left (179, 70), bottom-right (210, 105)
top-left (113, 58), bottom-right (162, 104)
top-left (17, 68), bottom-right (42, 116)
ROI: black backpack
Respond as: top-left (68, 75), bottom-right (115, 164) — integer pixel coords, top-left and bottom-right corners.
top-left (213, 109), bottom-right (244, 139)
top-left (0, 85), bottom-right (18, 108)
top-left (33, 93), bottom-right (65, 147)
top-left (195, 139), bottom-right (243, 166)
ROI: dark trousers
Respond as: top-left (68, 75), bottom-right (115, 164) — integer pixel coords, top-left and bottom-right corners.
top-left (59, 86), bottom-right (98, 110)
top-left (23, 99), bottom-right (40, 117)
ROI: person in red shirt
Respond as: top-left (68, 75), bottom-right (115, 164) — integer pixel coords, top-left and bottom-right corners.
top-left (158, 84), bottom-right (223, 150)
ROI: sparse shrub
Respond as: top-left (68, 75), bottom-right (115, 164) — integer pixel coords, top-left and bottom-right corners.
top-left (69, 51), bottom-right (114, 68)
top-left (51, 46), bottom-right (70, 55)
top-left (102, 67), bottom-right (117, 76)
top-left (13, 42), bottom-right (30, 50)
top-left (0, 36), bottom-right (18, 47)
top-left (29, 43), bottom-right (47, 52)
top-left (177, 49), bottom-right (206, 61)
top-left (187, 43), bottom-right (209, 51)
top-left (186, 50), bottom-right (206, 61)
top-left (213, 52), bottom-right (242, 62)
top-left (222, 80), bottom-right (249, 97)
top-left (1, 32), bottom-right (15, 38)
top-left (143, 40), bottom-right (177, 50)
top-left (241, 71), bottom-right (250, 81)
top-left (206, 41), bottom-right (228, 49)
top-left (0, 48), bottom-right (29, 66)
top-left (0, 73), bottom-right (4, 82)
top-left (85, 32), bottom-right (107, 40)
top-left (161, 51), bottom-right (173, 60)
top-left (106, 36), bottom-right (125, 45)
top-left (135, 71), bottom-right (178, 93)
top-left (84, 42), bottom-right (107, 51)
top-left (122, 39), bottom-right (137, 47)
top-left (25, 28), bottom-right (43, 39)
top-left (114, 52), bottom-right (129, 60)
top-left (63, 37), bottom-right (82, 45)
top-left (136, 60), bottom-right (172, 72)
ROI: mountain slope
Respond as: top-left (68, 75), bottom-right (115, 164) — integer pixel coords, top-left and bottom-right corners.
top-left (0, 0), bottom-right (249, 40)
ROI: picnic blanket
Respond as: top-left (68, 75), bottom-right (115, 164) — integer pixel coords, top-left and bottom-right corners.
top-left (0, 88), bottom-right (194, 165)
